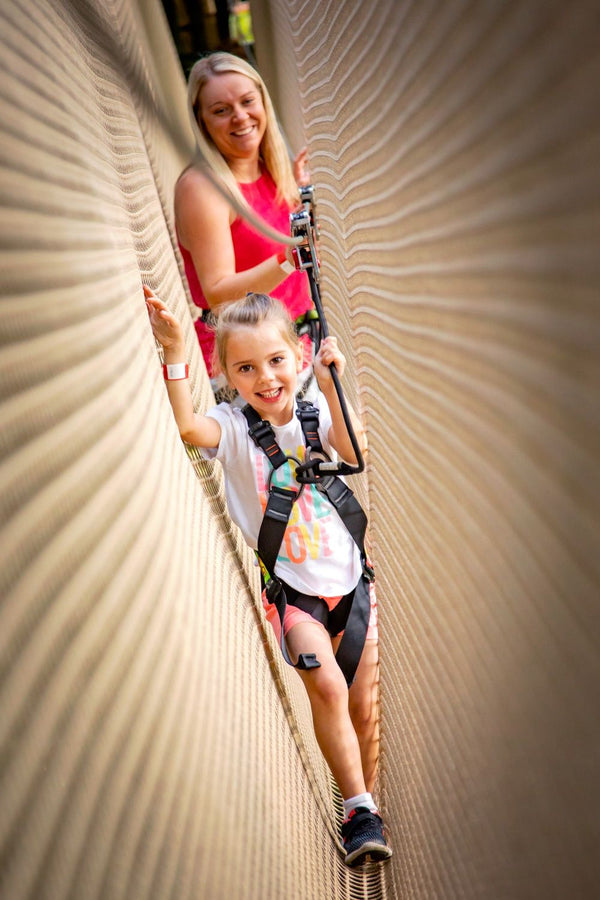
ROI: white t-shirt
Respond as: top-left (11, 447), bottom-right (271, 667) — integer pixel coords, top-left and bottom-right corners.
top-left (203, 395), bottom-right (362, 596)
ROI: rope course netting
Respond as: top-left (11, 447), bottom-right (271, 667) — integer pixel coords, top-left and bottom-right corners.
top-left (1, 1), bottom-right (599, 899)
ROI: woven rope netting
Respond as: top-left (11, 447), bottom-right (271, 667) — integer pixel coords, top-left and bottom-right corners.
top-left (1, 1), bottom-right (600, 898)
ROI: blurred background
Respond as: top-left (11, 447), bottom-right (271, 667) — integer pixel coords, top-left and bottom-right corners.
top-left (159, 0), bottom-right (256, 72)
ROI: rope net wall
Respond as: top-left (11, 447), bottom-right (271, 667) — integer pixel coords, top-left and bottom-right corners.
top-left (0, 1), bottom-right (381, 898)
top-left (1, 1), bottom-right (599, 900)
top-left (256, 0), bottom-right (600, 897)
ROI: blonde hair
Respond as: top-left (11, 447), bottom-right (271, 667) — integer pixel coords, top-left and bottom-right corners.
top-left (187, 53), bottom-right (299, 208)
top-left (214, 293), bottom-right (299, 376)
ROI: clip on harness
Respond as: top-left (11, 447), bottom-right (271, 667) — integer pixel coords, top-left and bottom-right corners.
top-left (243, 400), bottom-right (375, 687)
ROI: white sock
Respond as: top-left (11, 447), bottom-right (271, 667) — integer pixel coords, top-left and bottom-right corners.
top-left (343, 792), bottom-right (377, 818)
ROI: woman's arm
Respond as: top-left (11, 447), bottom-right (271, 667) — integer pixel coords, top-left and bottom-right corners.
top-left (175, 168), bottom-right (293, 309)
top-left (144, 286), bottom-right (221, 448)
top-left (313, 336), bottom-right (368, 464)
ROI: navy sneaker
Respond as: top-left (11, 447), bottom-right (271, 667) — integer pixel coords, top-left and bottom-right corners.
top-left (341, 806), bottom-right (393, 867)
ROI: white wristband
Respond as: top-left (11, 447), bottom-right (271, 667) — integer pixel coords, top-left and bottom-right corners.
top-left (276, 250), bottom-right (295, 275)
top-left (163, 363), bottom-right (189, 381)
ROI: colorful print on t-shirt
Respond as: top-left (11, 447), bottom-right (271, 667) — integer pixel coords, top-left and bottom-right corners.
top-left (254, 443), bottom-right (334, 565)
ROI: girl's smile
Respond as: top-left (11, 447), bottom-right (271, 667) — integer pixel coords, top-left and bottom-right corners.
top-left (224, 323), bottom-right (303, 425)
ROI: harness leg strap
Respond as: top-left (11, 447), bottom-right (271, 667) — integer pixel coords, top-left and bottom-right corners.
top-left (265, 578), bottom-right (322, 672)
top-left (333, 574), bottom-right (372, 686)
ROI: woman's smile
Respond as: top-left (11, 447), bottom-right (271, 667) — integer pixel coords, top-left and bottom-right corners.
top-left (199, 72), bottom-right (266, 168)
top-left (232, 124), bottom-right (255, 136)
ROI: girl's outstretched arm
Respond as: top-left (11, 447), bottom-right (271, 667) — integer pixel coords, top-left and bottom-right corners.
top-left (314, 336), bottom-right (368, 465)
top-left (144, 285), bottom-right (221, 449)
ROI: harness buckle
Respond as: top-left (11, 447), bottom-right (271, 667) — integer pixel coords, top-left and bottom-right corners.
top-left (363, 561), bottom-right (376, 582)
top-left (296, 653), bottom-right (321, 671)
top-left (247, 418), bottom-right (280, 455)
top-left (264, 576), bottom-right (283, 603)
top-left (266, 458), bottom-right (304, 496)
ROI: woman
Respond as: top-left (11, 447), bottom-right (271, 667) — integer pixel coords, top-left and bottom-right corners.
top-left (176, 51), bottom-right (314, 379)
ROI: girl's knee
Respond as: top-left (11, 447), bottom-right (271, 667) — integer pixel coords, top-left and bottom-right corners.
top-left (304, 662), bottom-right (348, 709)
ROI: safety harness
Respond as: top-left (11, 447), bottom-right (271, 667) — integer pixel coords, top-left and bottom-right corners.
top-left (243, 400), bottom-right (375, 686)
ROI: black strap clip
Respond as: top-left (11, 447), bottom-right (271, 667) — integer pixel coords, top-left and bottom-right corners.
top-left (363, 561), bottom-right (376, 583)
top-left (247, 419), bottom-right (284, 462)
top-left (264, 576), bottom-right (283, 603)
top-left (296, 653), bottom-right (321, 671)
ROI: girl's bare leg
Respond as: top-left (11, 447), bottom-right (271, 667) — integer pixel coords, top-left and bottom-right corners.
top-left (346, 638), bottom-right (380, 795)
top-left (286, 621), bottom-right (366, 801)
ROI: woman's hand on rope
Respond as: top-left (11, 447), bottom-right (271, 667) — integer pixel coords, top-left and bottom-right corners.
top-left (293, 146), bottom-right (311, 187)
top-left (144, 285), bottom-right (185, 356)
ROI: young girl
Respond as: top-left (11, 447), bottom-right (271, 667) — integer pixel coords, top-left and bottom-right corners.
top-left (145, 286), bottom-right (392, 867)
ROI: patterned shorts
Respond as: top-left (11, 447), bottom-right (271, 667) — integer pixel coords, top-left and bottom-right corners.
top-left (262, 578), bottom-right (378, 643)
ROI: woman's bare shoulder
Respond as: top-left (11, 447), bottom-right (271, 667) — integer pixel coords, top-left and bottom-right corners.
top-left (176, 164), bottom-right (214, 197)
top-left (175, 165), bottom-right (230, 217)
top-left (175, 165), bottom-right (234, 245)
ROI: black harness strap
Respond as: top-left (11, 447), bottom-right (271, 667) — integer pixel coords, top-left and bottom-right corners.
top-left (243, 402), bottom-right (373, 685)
top-left (246, 415), bottom-right (289, 470)
top-left (243, 405), bottom-right (310, 671)
top-left (296, 403), bottom-right (373, 684)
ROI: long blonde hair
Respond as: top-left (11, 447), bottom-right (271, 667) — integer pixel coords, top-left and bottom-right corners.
top-left (187, 53), bottom-right (299, 209)
top-left (213, 293), bottom-right (299, 377)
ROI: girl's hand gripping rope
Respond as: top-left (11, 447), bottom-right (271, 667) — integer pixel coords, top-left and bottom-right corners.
top-left (314, 336), bottom-right (346, 384)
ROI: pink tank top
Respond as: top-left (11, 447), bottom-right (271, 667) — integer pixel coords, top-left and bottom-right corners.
top-left (178, 169), bottom-right (312, 373)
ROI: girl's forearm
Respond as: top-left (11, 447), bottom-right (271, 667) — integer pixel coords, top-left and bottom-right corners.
top-left (164, 381), bottom-right (197, 439)
top-left (162, 342), bottom-right (196, 437)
